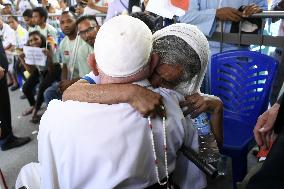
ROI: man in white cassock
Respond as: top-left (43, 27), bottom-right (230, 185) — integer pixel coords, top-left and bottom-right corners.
top-left (16, 15), bottom-right (194, 189)
top-left (62, 22), bottom-right (217, 189)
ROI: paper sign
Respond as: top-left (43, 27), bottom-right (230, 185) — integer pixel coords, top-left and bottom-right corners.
top-left (23, 46), bottom-right (47, 67)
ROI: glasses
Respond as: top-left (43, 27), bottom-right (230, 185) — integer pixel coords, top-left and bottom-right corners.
top-left (78, 27), bottom-right (96, 37)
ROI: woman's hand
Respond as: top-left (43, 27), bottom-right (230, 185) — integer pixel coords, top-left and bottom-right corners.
top-left (180, 93), bottom-right (222, 118)
top-left (42, 48), bottom-right (52, 60)
top-left (181, 93), bottom-right (224, 145)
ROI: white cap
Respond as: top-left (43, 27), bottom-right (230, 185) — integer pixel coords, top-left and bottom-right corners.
top-left (94, 15), bottom-right (153, 77)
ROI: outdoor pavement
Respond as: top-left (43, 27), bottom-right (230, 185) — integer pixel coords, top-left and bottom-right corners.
top-left (1, 88), bottom-right (260, 189)
top-left (1, 89), bottom-right (40, 189)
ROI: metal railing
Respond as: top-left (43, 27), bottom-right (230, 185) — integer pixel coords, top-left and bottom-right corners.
top-left (208, 11), bottom-right (284, 49)
top-left (0, 12), bottom-right (107, 18)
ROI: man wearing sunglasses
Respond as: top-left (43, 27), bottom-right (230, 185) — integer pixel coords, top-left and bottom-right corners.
top-left (76, 14), bottom-right (100, 47)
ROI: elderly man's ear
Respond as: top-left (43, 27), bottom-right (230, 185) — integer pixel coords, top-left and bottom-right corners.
top-left (149, 53), bottom-right (160, 75)
top-left (87, 53), bottom-right (99, 76)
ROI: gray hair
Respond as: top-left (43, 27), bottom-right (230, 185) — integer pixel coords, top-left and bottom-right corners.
top-left (153, 35), bottom-right (202, 95)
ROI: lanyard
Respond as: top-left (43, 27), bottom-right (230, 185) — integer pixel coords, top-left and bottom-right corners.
top-left (68, 36), bottom-right (80, 80)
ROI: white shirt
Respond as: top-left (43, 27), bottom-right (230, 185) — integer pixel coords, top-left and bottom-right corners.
top-left (105, 0), bottom-right (128, 21)
top-left (83, 0), bottom-right (105, 15)
top-left (83, 0), bottom-right (106, 25)
top-left (38, 80), bottom-right (193, 189)
top-left (0, 23), bottom-right (16, 49)
top-left (17, 0), bottom-right (38, 14)
top-left (80, 72), bottom-right (207, 189)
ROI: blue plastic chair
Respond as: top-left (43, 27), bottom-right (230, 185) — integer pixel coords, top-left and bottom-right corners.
top-left (210, 50), bottom-right (278, 188)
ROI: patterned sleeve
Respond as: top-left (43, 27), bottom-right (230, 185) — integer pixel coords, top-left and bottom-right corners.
top-left (80, 72), bottom-right (100, 84)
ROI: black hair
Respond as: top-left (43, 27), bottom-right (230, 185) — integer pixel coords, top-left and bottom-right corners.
top-left (28, 30), bottom-right (47, 48)
top-left (23, 9), bottom-right (33, 17)
top-left (128, 0), bottom-right (140, 14)
top-left (8, 15), bottom-right (18, 23)
top-left (61, 10), bottom-right (77, 20)
top-left (33, 7), bottom-right (48, 22)
top-left (76, 14), bottom-right (99, 26)
top-left (130, 12), bottom-right (162, 33)
top-left (3, 3), bottom-right (12, 7)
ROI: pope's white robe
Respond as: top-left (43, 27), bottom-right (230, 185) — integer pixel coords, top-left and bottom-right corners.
top-left (17, 81), bottom-right (194, 189)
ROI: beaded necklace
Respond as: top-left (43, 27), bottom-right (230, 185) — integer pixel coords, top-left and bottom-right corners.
top-left (147, 105), bottom-right (169, 188)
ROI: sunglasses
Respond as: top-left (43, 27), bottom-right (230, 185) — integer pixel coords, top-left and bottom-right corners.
top-left (78, 26), bottom-right (96, 36)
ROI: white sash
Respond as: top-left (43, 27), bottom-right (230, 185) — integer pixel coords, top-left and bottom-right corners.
top-left (68, 36), bottom-right (80, 80)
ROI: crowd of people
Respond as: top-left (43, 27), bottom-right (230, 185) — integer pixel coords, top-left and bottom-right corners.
top-left (0, 0), bottom-right (283, 188)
